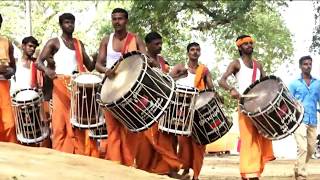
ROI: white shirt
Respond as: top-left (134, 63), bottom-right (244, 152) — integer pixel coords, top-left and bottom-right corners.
top-left (106, 33), bottom-right (122, 68)
top-left (176, 70), bottom-right (196, 88)
top-left (53, 37), bottom-right (77, 75)
top-left (235, 59), bottom-right (261, 94)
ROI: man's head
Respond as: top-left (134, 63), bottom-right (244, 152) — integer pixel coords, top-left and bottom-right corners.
top-left (111, 8), bottom-right (128, 32)
top-left (299, 55), bottom-right (312, 75)
top-left (0, 14), bottom-right (3, 29)
top-left (236, 35), bottom-right (254, 56)
top-left (22, 36), bottom-right (39, 58)
top-left (145, 32), bottom-right (162, 55)
top-left (187, 42), bottom-right (201, 61)
top-left (59, 13), bottom-right (75, 34)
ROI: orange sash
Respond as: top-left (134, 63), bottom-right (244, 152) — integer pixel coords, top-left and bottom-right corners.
top-left (158, 56), bottom-right (170, 73)
top-left (30, 61), bottom-right (38, 88)
top-left (121, 32), bottom-right (137, 55)
top-left (73, 38), bottom-right (85, 73)
top-left (194, 64), bottom-right (208, 91)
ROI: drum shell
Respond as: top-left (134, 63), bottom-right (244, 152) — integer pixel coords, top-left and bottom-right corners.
top-left (240, 75), bottom-right (304, 140)
top-left (107, 64), bottom-right (174, 132)
top-left (158, 86), bottom-right (198, 136)
top-left (192, 91), bottom-right (232, 145)
top-left (248, 89), bottom-right (303, 140)
top-left (70, 73), bottom-right (105, 129)
top-left (11, 88), bottom-right (49, 144)
top-left (89, 123), bottom-right (108, 140)
top-left (98, 52), bottom-right (175, 132)
top-left (75, 85), bottom-right (100, 124)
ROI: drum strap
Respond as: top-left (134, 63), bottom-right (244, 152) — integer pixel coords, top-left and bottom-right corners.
top-left (158, 55), bottom-right (169, 73)
top-left (252, 60), bottom-right (257, 83)
top-left (121, 32), bottom-right (135, 55)
top-left (73, 38), bottom-right (86, 73)
top-left (30, 61), bottom-right (38, 88)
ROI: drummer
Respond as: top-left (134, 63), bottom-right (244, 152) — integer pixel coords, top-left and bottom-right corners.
top-left (10, 36), bottom-right (52, 148)
top-left (36, 13), bottom-right (96, 155)
top-left (169, 42), bottom-right (213, 180)
top-left (95, 8), bottom-right (147, 166)
top-left (218, 35), bottom-right (275, 180)
top-left (135, 31), bottom-right (185, 179)
top-left (0, 13), bottom-right (17, 143)
top-left (11, 36), bottom-right (39, 92)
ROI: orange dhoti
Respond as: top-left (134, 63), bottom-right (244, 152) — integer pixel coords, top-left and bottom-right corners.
top-left (178, 136), bottom-right (205, 179)
top-left (238, 110), bottom-right (275, 178)
top-left (0, 80), bottom-right (17, 143)
top-left (84, 130), bottom-right (100, 158)
top-left (104, 110), bottom-right (141, 166)
top-left (136, 123), bottom-right (182, 174)
top-left (51, 76), bottom-right (86, 154)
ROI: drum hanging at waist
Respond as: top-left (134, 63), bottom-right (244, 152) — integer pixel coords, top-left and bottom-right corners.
top-left (11, 88), bottom-right (50, 144)
top-left (97, 51), bottom-right (175, 132)
top-left (239, 75), bottom-right (304, 140)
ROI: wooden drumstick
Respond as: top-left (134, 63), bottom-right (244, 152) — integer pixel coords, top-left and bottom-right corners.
top-left (242, 94), bottom-right (258, 98)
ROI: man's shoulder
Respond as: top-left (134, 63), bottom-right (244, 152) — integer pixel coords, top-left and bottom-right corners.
top-left (0, 36), bottom-right (9, 40)
top-left (46, 37), bottom-right (59, 44)
top-left (289, 78), bottom-right (302, 86)
top-left (0, 36), bottom-right (10, 45)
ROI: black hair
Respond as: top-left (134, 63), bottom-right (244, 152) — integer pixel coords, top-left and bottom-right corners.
top-left (112, 8), bottom-right (128, 19)
top-left (59, 13), bottom-right (75, 25)
top-left (0, 14), bottom-right (2, 24)
top-left (299, 55), bottom-right (312, 66)
top-left (145, 32), bottom-right (162, 44)
top-left (236, 34), bottom-right (251, 56)
top-left (22, 36), bottom-right (39, 47)
top-left (236, 34), bottom-right (251, 42)
top-left (187, 42), bottom-right (200, 52)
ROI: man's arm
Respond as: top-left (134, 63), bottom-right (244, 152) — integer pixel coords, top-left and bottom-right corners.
top-left (218, 60), bottom-right (240, 99)
top-left (35, 39), bottom-right (57, 79)
top-left (205, 69), bottom-right (214, 89)
top-left (3, 40), bottom-right (16, 79)
top-left (257, 61), bottom-right (266, 78)
top-left (80, 41), bottom-right (95, 72)
top-left (169, 63), bottom-right (187, 81)
top-left (95, 36), bottom-right (109, 74)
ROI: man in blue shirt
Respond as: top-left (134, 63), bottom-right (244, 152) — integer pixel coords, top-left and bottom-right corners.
top-left (289, 55), bottom-right (320, 180)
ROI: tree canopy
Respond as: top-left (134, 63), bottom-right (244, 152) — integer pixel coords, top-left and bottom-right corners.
top-left (0, 0), bottom-right (294, 113)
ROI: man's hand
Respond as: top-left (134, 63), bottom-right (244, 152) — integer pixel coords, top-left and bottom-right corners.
top-left (2, 67), bottom-right (15, 79)
top-left (230, 88), bottom-right (240, 100)
top-left (45, 68), bottom-right (57, 80)
top-left (177, 68), bottom-right (188, 79)
top-left (105, 68), bottom-right (116, 79)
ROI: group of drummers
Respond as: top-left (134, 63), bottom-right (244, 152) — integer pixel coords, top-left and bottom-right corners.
top-left (1, 7), bottom-right (318, 180)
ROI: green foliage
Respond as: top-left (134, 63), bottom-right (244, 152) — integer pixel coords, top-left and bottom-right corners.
top-left (310, 1), bottom-right (320, 54)
top-left (0, 1), bottom-right (294, 116)
top-left (129, 0), bottom-right (293, 113)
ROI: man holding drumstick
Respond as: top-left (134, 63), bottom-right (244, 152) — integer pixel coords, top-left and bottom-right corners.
top-left (95, 8), bottom-right (147, 166)
top-left (218, 35), bottom-right (275, 180)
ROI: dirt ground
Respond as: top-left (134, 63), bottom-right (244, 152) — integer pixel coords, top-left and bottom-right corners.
top-left (199, 154), bottom-right (320, 180)
top-left (1, 142), bottom-right (319, 180)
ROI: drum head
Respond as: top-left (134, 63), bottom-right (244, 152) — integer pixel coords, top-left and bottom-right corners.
top-left (195, 90), bottom-right (215, 110)
top-left (14, 89), bottom-right (39, 102)
top-left (241, 75), bottom-right (282, 113)
top-left (73, 73), bottom-right (102, 84)
top-left (100, 53), bottom-right (143, 104)
top-left (176, 84), bottom-right (198, 94)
